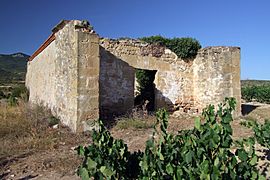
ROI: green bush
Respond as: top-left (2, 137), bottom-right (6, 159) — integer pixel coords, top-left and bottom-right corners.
top-left (7, 85), bottom-right (29, 106)
top-left (140, 36), bottom-right (201, 59)
top-left (242, 85), bottom-right (270, 103)
top-left (241, 120), bottom-right (270, 149)
top-left (11, 85), bottom-right (28, 98)
top-left (77, 120), bottom-right (143, 179)
top-left (77, 98), bottom-right (266, 179)
top-left (139, 98), bottom-right (260, 179)
top-left (135, 69), bottom-right (155, 94)
top-left (7, 96), bottom-right (17, 106)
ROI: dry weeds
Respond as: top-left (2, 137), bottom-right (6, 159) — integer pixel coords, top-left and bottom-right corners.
top-left (0, 101), bottom-right (90, 179)
top-left (0, 102), bottom-right (269, 179)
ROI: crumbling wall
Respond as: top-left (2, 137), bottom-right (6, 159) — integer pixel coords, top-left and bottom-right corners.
top-left (27, 20), bottom-right (241, 132)
top-left (193, 47), bottom-right (241, 115)
top-left (100, 39), bottom-right (194, 111)
top-left (100, 39), bottom-right (241, 115)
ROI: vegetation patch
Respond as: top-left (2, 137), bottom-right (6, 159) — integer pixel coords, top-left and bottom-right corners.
top-left (242, 85), bottom-right (270, 103)
top-left (241, 120), bottom-right (270, 149)
top-left (140, 36), bottom-right (201, 59)
top-left (77, 98), bottom-right (268, 179)
top-left (115, 118), bottom-right (155, 130)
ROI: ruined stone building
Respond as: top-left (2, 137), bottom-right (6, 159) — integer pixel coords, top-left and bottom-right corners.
top-left (26, 20), bottom-right (241, 132)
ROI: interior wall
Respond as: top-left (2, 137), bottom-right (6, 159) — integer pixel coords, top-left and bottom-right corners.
top-left (99, 47), bottom-right (135, 118)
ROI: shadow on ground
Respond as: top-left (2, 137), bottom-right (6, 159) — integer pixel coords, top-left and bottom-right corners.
top-left (241, 103), bottom-right (259, 115)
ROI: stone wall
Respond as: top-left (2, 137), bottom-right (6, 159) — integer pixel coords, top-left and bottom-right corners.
top-left (26, 20), bottom-right (100, 132)
top-left (54, 21), bottom-right (78, 131)
top-left (193, 47), bottom-right (241, 115)
top-left (100, 38), bottom-right (194, 111)
top-left (100, 39), bottom-right (241, 115)
top-left (26, 41), bottom-right (57, 110)
top-left (26, 20), bottom-right (241, 132)
top-left (77, 31), bottom-right (100, 131)
top-left (99, 47), bottom-right (135, 118)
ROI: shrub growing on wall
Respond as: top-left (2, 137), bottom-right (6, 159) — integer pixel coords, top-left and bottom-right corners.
top-left (140, 36), bottom-right (201, 59)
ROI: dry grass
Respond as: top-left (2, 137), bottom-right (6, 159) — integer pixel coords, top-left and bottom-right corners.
top-left (1, 101), bottom-right (269, 179)
top-left (0, 101), bottom-right (92, 179)
top-left (0, 101), bottom-right (58, 157)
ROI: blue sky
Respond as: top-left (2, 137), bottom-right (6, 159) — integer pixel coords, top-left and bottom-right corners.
top-left (0, 0), bottom-right (269, 80)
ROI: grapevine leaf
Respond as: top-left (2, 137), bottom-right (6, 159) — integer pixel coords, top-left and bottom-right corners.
top-left (78, 167), bottom-right (89, 180)
top-left (166, 163), bottom-right (174, 175)
top-left (195, 117), bottom-right (201, 130)
top-left (87, 158), bottom-right (97, 170)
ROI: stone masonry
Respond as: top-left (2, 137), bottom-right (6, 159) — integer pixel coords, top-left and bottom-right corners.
top-left (26, 20), bottom-right (241, 132)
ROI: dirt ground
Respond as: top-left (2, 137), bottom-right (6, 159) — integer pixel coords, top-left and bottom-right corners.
top-left (0, 103), bottom-right (269, 179)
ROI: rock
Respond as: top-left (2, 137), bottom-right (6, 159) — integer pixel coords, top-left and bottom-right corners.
top-left (52, 124), bottom-right (59, 129)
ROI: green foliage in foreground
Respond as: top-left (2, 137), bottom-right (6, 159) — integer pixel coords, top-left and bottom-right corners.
top-left (242, 85), bottom-right (270, 103)
top-left (77, 98), bottom-right (267, 179)
top-left (241, 120), bottom-right (270, 149)
top-left (140, 36), bottom-right (201, 59)
top-left (77, 120), bottom-right (143, 179)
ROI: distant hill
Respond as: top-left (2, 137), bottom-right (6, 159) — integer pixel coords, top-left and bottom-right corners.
top-left (0, 52), bottom-right (29, 84)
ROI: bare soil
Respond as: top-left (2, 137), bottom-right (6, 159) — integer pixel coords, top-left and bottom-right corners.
top-left (0, 103), bottom-right (269, 179)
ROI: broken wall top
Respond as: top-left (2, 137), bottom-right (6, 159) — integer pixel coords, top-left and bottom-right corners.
top-left (100, 38), bottom-right (178, 62)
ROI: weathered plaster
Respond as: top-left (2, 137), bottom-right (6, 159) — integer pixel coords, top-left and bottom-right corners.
top-left (26, 20), bottom-right (241, 132)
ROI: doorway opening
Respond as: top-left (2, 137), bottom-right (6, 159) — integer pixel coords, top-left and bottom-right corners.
top-left (134, 68), bottom-right (157, 112)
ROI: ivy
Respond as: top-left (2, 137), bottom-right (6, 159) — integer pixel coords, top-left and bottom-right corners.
top-left (140, 36), bottom-right (201, 59)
